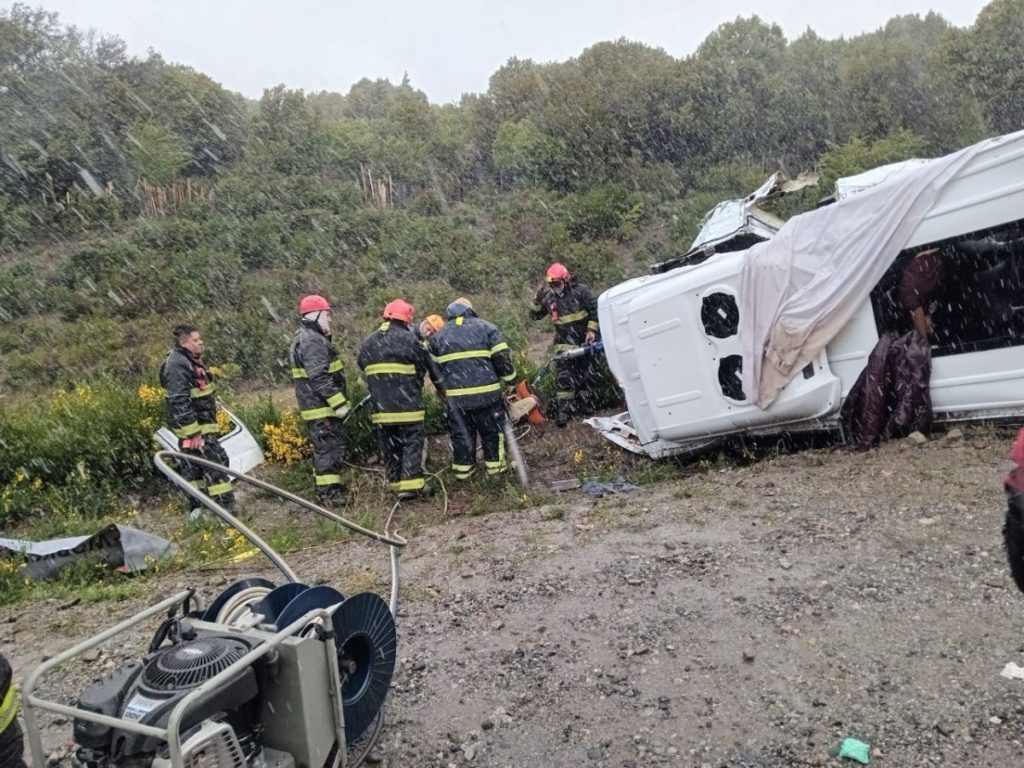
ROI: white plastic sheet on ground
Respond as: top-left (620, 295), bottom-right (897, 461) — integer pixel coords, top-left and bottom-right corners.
top-left (739, 140), bottom-right (983, 408)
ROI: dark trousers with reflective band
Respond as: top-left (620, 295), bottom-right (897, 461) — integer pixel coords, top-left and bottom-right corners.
top-left (449, 401), bottom-right (507, 479)
top-left (179, 434), bottom-right (235, 505)
top-left (554, 354), bottom-right (596, 421)
top-left (307, 417), bottom-right (346, 495)
top-left (0, 654), bottom-right (27, 768)
top-left (376, 423), bottom-right (426, 492)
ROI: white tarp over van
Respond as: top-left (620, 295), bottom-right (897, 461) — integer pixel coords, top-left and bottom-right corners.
top-left (739, 135), bottom-right (993, 407)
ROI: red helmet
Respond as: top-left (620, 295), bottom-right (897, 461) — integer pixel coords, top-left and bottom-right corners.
top-left (546, 262), bottom-right (570, 283)
top-left (298, 294), bottom-right (331, 315)
top-left (382, 299), bottom-right (415, 324)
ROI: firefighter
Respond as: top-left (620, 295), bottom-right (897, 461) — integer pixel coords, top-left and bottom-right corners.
top-left (289, 295), bottom-right (350, 507)
top-left (358, 299), bottom-right (441, 500)
top-left (529, 262), bottom-right (600, 425)
top-left (159, 324), bottom-right (236, 512)
top-left (430, 297), bottom-right (517, 480)
top-left (0, 653), bottom-right (26, 768)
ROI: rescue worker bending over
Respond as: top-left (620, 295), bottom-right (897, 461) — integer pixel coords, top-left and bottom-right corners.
top-left (530, 262), bottom-right (600, 425)
top-left (289, 295), bottom-right (350, 507)
top-left (430, 297), bottom-right (517, 480)
top-left (160, 324), bottom-right (236, 512)
top-left (358, 300), bottom-right (441, 500)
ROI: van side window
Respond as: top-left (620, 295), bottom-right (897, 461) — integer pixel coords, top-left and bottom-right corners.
top-left (869, 219), bottom-right (1024, 358)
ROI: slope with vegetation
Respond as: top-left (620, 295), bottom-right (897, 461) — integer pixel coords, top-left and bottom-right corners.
top-left (1, 1), bottom-right (1021, 544)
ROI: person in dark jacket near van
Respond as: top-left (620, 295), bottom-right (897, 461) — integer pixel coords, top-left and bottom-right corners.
top-left (358, 299), bottom-right (441, 500)
top-left (290, 295), bottom-right (350, 507)
top-left (430, 297), bottom-right (517, 480)
top-left (159, 324), bottom-right (236, 511)
top-left (530, 262), bottom-right (600, 425)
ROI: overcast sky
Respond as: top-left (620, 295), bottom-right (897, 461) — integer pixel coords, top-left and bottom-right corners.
top-left (9, 1), bottom-right (992, 103)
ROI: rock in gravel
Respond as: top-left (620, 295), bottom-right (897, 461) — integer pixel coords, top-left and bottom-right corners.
top-left (907, 430), bottom-right (928, 445)
top-left (82, 648), bottom-right (101, 662)
top-left (481, 718), bottom-right (494, 731)
top-left (779, 557), bottom-right (793, 570)
top-left (945, 428), bottom-right (964, 441)
top-left (491, 620), bottom-right (505, 631)
top-left (743, 649), bottom-right (756, 663)
top-left (586, 745), bottom-right (603, 760)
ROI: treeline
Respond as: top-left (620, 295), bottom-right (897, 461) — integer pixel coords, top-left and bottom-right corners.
top-left (0, 1), bottom-right (1022, 391)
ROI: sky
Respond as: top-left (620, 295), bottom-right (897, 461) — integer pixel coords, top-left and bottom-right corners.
top-left (7, 0), bottom-right (993, 103)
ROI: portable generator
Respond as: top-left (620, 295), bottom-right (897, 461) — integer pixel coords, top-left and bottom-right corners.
top-left (21, 451), bottom-right (408, 768)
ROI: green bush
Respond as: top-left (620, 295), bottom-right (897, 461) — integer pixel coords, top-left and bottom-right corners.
top-left (0, 381), bottom-right (162, 526)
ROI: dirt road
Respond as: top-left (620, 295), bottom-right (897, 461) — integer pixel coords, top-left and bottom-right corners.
top-left (4, 426), bottom-right (1024, 767)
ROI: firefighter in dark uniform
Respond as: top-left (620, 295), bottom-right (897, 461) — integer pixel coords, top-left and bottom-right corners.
top-left (529, 262), bottom-right (600, 425)
top-left (430, 297), bottom-right (517, 480)
top-left (159, 324), bottom-right (236, 511)
top-left (0, 653), bottom-right (27, 768)
top-left (358, 299), bottom-right (441, 500)
top-left (290, 294), bottom-right (350, 507)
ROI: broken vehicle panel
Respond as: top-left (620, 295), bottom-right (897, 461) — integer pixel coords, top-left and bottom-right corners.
top-left (651, 171), bottom-right (819, 274)
top-left (153, 406), bottom-right (264, 473)
top-left (594, 130), bottom-right (1024, 459)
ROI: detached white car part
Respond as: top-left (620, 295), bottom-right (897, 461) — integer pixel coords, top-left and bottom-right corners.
top-left (154, 406), bottom-right (264, 473)
top-left (593, 130), bottom-right (1024, 458)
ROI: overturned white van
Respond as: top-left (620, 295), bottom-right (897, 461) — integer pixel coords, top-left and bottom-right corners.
top-left (591, 130), bottom-right (1024, 458)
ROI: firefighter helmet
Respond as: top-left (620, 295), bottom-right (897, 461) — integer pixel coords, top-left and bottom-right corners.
top-left (382, 299), bottom-right (415, 323)
top-left (298, 294), bottom-right (331, 315)
top-left (545, 263), bottom-right (570, 283)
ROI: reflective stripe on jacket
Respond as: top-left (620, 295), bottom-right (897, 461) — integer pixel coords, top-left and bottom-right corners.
top-left (429, 313), bottom-right (516, 410)
top-left (529, 280), bottom-right (599, 348)
top-left (159, 347), bottom-right (219, 438)
top-left (289, 323), bottom-right (349, 421)
top-left (357, 321), bottom-right (436, 424)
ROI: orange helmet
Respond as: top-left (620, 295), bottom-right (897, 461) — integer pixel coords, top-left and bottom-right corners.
top-left (298, 294), bottom-right (331, 315)
top-left (382, 299), bottom-right (415, 324)
top-left (545, 263), bottom-right (570, 283)
top-left (419, 314), bottom-right (444, 338)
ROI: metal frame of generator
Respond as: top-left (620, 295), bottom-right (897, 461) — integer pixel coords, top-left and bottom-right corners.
top-left (20, 451), bottom-right (409, 768)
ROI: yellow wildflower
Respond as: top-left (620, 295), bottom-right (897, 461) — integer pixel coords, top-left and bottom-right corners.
top-left (137, 383), bottom-right (164, 407)
top-left (263, 413), bottom-right (311, 465)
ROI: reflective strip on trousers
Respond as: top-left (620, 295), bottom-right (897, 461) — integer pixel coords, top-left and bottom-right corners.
top-left (199, 422), bottom-right (220, 435)
top-left (372, 410), bottom-right (426, 425)
top-left (207, 480), bottom-right (233, 497)
top-left (486, 431), bottom-right (507, 474)
top-left (446, 382), bottom-right (501, 397)
top-left (365, 362), bottom-right (417, 375)
top-left (587, 320), bottom-right (600, 332)
top-left (315, 473), bottom-right (343, 486)
top-left (301, 406), bottom-right (335, 420)
top-left (554, 310), bottom-right (588, 325)
top-left (326, 391), bottom-right (348, 408)
top-left (451, 463), bottom-right (476, 480)
top-left (389, 477), bottom-right (426, 491)
top-left (189, 479), bottom-right (207, 490)
top-left (556, 391), bottom-right (576, 400)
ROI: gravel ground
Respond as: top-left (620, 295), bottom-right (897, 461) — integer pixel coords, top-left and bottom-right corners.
top-left (3, 424), bottom-right (1024, 767)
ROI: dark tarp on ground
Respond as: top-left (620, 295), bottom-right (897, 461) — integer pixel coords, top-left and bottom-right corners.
top-left (839, 331), bottom-right (933, 450)
top-left (0, 523), bottom-right (171, 581)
